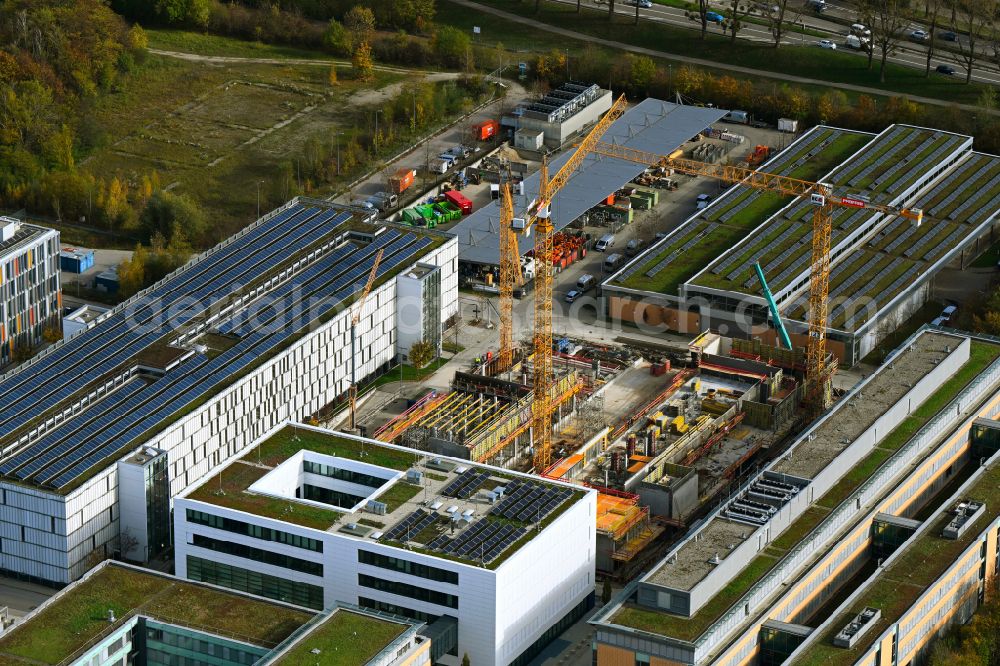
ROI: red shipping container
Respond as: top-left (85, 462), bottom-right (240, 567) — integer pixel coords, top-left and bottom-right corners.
top-left (444, 190), bottom-right (473, 215)
top-left (475, 120), bottom-right (499, 141)
top-left (389, 168), bottom-right (416, 194)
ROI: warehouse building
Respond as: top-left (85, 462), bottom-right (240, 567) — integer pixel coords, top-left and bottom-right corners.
top-left (0, 199), bottom-right (457, 584)
top-left (0, 217), bottom-right (60, 366)
top-left (175, 422), bottom-right (597, 666)
top-left (503, 82), bottom-right (613, 150)
top-left (456, 99), bottom-right (725, 271)
top-left (603, 124), bottom-right (999, 365)
top-left (590, 329), bottom-right (1000, 665)
top-left (0, 560), bottom-right (430, 666)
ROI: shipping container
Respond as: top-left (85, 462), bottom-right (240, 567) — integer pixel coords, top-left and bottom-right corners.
top-left (443, 190), bottom-right (473, 215)
top-left (388, 168), bottom-right (416, 194)
top-left (474, 120), bottom-right (499, 141)
top-left (60, 248), bottom-right (95, 274)
top-left (778, 118), bottom-right (799, 133)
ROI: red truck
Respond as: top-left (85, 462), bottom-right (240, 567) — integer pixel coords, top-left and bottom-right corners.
top-left (388, 168), bottom-right (416, 195)
top-left (443, 190), bottom-right (473, 215)
top-left (474, 119), bottom-right (499, 142)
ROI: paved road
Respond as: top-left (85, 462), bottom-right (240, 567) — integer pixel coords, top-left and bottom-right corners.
top-left (456, 0), bottom-right (1000, 116)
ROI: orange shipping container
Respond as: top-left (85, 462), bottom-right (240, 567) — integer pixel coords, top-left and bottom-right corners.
top-left (389, 168), bottom-right (416, 194)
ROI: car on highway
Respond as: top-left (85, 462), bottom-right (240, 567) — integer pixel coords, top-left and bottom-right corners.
top-left (624, 0), bottom-right (653, 6)
top-left (704, 11), bottom-right (725, 23)
top-left (936, 63), bottom-right (957, 75)
top-left (909, 29), bottom-right (928, 41)
top-left (939, 31), bottom-right (958, 41)
top-left (564, 290), bottom-right (581, 303)
top-left (817, 39), bottom-right (837, 49)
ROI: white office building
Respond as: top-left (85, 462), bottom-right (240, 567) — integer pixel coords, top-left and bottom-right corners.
top-left (0, 216), bottom-right (61, 366)
top-left (175, 423), bottom-right (598, 666)
top-left (0, 199), bottom-right (457, 584)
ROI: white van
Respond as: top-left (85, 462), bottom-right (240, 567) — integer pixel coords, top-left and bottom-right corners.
top-left (722, 110), bottom-right (750, 124)
top-left (595, 234), bottom-right (615, 252)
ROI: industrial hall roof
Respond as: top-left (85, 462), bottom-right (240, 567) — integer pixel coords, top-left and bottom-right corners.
top-left (453, 98), bottom-right (726, 266)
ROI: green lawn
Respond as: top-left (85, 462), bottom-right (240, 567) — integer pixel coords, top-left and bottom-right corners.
top-left (467, 0), bottom-right (991, 105)
top-left (147, 29), bottom-right (338, 61)
top-left (372, 358), bottom-right (449, 388)
top-left (272, 609), bottom-right (406, 666)
top-left (374, 481), bottom-right (422, 512)
top-left (251, 425), bottom-right (419, 470)
top-left (0, 565), bottom-right (312, 664)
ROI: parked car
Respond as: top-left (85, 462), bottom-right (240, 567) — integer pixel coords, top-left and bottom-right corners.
top-left (565, 290), bottom-right (581, 303)
top-left (936, 63), bottom-right (957, 75)
top-left (704, 11), bottom-right (725, 23)
top-left (941, 305), bottom-right (958, 320)
top-left (595, 234), bottom-right (616, 252)
top-left (577, 274), bottom-right (596, 292)
top-left (909, 29), bottom-right (928, 41)
top-left (850, 23), bottom-right (871, 38)
top-left (939, 31), bottom-right (957, 41)
top-left (817, 39), bottom-right (838, 50)
top-left (695, 193), bottom-right (713, 209)
top-left (625, 238), bottom-right (645, 257)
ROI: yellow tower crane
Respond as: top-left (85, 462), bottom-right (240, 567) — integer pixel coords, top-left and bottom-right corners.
top-left (348, 248), bottom-right (384, 431)
top-left (587, 140), bottom-right (923, 410)
top-left (496, 94), bottom-right (630, 471)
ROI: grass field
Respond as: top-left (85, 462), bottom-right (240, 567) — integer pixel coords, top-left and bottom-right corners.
top-left (464, 0), bottom-right (990, 105)
top-left (274, 610), bottom-right (406, 666)
top-left (82, 50), bottom-right (408, 242)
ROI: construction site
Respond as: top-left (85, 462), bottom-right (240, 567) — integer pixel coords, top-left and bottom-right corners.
top-left (341, 94), bottom-right (995, 583)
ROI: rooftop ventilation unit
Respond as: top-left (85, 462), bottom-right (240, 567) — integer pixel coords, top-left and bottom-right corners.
top-left (943, 499), bottom-right (985, 539)
top-left (366, 500), bottom-right (388, 515)
top-left (833, 607), bottom-right (881, 648)
top-left (406, 469), bottom-right (423, 484)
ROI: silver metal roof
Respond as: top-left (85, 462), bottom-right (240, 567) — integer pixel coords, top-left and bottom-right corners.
top-left (455, 99), bottom-right (727, 265)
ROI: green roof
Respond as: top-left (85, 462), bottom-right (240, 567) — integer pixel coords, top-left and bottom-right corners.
top-left (186, 426), bottom-right (421, 530)
top-left (272, 609), bottom-right (408, 666)
top-left (0, 563), bottom-right (314, 665)
top-left (795, 460), bottom-right (1000, 666)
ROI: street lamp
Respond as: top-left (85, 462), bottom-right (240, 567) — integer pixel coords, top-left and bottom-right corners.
top-left (335, 131), bottom-right (344, 176)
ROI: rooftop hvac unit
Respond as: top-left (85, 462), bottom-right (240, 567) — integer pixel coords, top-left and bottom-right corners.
top-left (406, 469), bottom-right (423, 484)
top-left (430, 501), bottom-right (443, 510)
top-left (366, 500), bottom-right (388, 515)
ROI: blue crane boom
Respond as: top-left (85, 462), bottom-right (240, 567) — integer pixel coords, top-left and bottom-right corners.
top-left (754, 262), bottom-right (793, 351)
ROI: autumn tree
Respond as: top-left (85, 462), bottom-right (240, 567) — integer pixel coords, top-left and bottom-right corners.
top-left (328, 65), bottom-right (339, 86)
top-left (432, 26), bottom-right (472, 69)
top-left (954, 0), bottom-right (994, 83)
top-left (323, 19), bottom-right (350, 54)
top-left (762, 0), bottom-right (797, 49)
top-left (352, 41), bottom-right (375, 81)
top-left (859, 0), bottom-right (906, 82)
top-left (139, 190), bottom-right (206, 242)
top-left (344, 5), bottom-right (376, 50)
top-left (409, 340), bottom-right (435, 369)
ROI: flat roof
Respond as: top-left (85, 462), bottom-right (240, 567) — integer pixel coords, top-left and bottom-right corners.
top-left (269, 608), bottom-right (409, 666)
top-left (0, 562), bottom-right (315, 665)
top-left (611, 126), bottom-right (871, 295)
top-left (610, 123), bottom-right (991, 333)
top-left (186, 424), bottom-right (586, 569)
top-left (795, 457), bottom-right (1000, 665)
top-left (0, 220), bottom-right (55, 257)
top-left (455, 99), bottom-right (725, 265)
top-left (0, 200), bottom-right (447, 493)
top-left (772, 331), bottom-right (959, 478)
top-left (644, 518), bottom-right (752, 590)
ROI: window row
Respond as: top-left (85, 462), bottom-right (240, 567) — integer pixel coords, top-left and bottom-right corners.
top-left (358, 549), bottom-right (458, 585)
top-left (187, 556), bottom-right (324, 610)
top-left (358, 573), bottom-right (458, 609)
top-left (191, 534), bottom-right (323, 576)
top-left (186, 509), bottom-right (323, 552)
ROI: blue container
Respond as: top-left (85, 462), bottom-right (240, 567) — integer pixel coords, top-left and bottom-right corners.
top-left (60, 248), bottom-right (95, 273)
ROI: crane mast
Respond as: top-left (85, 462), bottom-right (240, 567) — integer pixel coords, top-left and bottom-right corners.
top-left (348, 248), bottom-right (384, 431)
top-left (532, 159), bottom-right (555, 471)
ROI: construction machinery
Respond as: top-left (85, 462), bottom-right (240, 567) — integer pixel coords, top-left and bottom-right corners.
top-left (754, 262), bottom-right (793, 351)
top-left (348, 248), bottom-right (384, 431)
top-left (588, 139), bottom-right (923, 410)
top-left (498, 94), bottom-right (630, 471)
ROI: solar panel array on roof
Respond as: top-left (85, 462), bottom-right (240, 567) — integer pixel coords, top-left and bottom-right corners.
top-left (0, 202), bottom-right (440, 490)
top-left (427, 519), bottom-right (527, 562)
top-left (385, 510), bottom-right (436, 542)
top-left (441, 469), bottom-right (488, 499)
top-left (490, 480), bottom-right (573, 523)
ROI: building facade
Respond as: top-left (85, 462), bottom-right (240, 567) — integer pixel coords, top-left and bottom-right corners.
top-left (0, 201), bottom-right (458, 584)
top-left (0, 217), bottom-right (60, 366)
top-left (175, 424), bottom-right (598, 666)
